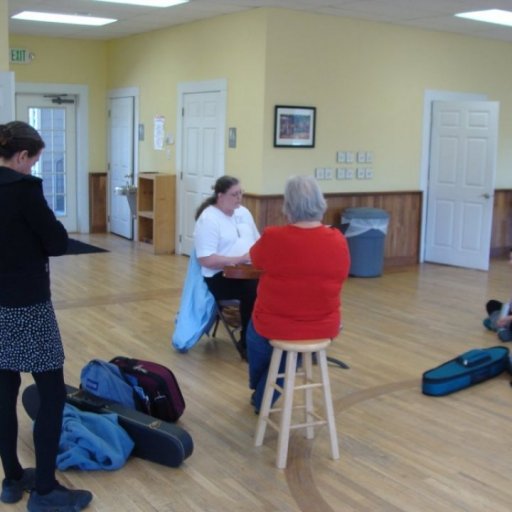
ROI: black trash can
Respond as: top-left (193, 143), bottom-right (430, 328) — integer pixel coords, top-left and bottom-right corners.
top-left (341, 207), bottom-right (390, 277)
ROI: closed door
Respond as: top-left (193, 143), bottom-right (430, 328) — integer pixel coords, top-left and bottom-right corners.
top-left (108, 96), bottom-right (135, 239)
top-left (179, 90), bottom-right (225, 255)
top-left (16, 93), bottom-right (78, 232)
top-left (425, 101), bottom-right (499, 270)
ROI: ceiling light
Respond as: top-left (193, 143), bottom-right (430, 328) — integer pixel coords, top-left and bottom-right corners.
top-left (94, 0), bottom-right (189, 7)
top-left (455, 9), bottom-right (512, 27)
top-left (12, 11), bottom-right (116, 26)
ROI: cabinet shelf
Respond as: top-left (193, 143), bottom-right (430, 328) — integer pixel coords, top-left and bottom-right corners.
top-left (136, 173), bottom-right (175, 254)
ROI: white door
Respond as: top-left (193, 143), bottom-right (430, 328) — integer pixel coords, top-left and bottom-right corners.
top-left (425, 101), bottom-right (499, 270)
top-left (0, 72), bottom-right (15, 123)
top-left (16, 93), bottom-right (78, 232)
top-left (109, 96), bottom-right (135, 239)
top-left (179, 90), bottom-right (225, 255)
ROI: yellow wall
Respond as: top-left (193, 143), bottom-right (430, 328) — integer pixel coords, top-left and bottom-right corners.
top-left (262, 10), bottom-right (512, 193)
top-left (106, 10), bottom-right (267, 191)
top-left (0, 0), bottom-right (8, 70)
top-left (8, 35), bottom-right (108, 172)
top-left (8, 8), bottom-right (512, 193)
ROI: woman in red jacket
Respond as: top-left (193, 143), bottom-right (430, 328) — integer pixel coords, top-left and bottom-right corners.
top-left (247, 175), bottom-right (350, 413)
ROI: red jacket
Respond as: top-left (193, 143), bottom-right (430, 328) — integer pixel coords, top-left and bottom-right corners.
top-left (250, 224), bottom-right (350, 340)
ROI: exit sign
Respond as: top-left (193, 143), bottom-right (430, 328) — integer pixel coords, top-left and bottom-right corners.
top-left (10, 48), bottom-right (33, 64)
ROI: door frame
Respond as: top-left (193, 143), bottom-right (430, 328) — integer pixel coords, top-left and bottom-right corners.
top-left (0, 71), bottom-right (15, 123)
top-left (16, 82), bottom-right (89, 233)
top-left (107, 87), bottom-right (139, 239)
top-left (419, 90), bottom-right (487, 262)
top-left (175, 78), bottom-right (227, 254)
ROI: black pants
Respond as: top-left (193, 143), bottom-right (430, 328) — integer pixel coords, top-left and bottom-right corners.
top-left (204, 272), bottom-right (258, 346)
top-left (0, 368), bottom-right (66, 494)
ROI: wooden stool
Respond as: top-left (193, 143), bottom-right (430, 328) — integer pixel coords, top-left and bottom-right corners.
top-left (254, 339), bottom-right (340, 469)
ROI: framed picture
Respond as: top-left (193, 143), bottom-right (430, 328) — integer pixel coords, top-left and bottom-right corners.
top-left (274, 105), bottom-right (316, 148)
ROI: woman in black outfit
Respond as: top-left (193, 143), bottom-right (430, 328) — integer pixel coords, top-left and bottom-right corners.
top-left (0, 121), bottom-right (92, 511)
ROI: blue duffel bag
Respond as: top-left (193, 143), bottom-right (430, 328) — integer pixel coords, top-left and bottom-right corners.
top-left (422, 346), bottom-right (509, 396)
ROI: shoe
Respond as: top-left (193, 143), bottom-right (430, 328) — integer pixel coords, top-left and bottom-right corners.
top-left (498, 328), bottom-right (512, 342)
top-left (483, 317), bottom-right (494, 331)
top-left (27, 484), bottom-right (92, 512)
top-left (1, 468), bottom-right (35, 503)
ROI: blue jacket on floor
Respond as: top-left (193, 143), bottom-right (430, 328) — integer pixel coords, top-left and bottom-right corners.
top-left (56, 404), bottom-right (134, 471)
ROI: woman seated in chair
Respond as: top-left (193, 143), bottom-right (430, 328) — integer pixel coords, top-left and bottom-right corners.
top-left (194, 176), bottom-right (260, 359)
top-left (247, 175), bottom-right (351, 412)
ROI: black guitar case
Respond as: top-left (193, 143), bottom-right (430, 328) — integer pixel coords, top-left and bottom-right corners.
top-left (22, 383), bottom-right (193, 468)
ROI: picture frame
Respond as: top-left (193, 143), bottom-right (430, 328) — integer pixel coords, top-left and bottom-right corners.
top-left (274, 105), bottom-right (316, 148)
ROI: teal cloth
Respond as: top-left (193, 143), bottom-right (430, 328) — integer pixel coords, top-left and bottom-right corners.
top-left (56, 404), bottom-right (134, 471)
top-left (172, 250), bottom-right (216, 352)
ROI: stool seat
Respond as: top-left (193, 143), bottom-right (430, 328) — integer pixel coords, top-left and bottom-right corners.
top-left (255, 338), bottom-right (339, 469)
top-left (270, 339), bottom-right (331, 352)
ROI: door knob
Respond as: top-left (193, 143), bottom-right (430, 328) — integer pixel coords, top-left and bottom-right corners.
top-left (481, 193), bottom-right (491, 199)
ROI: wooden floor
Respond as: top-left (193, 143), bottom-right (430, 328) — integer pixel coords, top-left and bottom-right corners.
top-left (12, 233), bottom-right (512, 512)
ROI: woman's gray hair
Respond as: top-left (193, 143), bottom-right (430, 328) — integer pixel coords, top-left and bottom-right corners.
top-left (282, 175), bottom-right (327, 223)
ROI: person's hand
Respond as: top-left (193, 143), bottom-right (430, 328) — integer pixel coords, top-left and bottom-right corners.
top-left (497, 315), bottom-right (512, 328)
top-left (237, 253), bottom-right (251, 265)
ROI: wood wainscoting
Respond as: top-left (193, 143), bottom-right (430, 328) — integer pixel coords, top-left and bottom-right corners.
top-left (243, 191), bottom-right (422, 268)
top-left (88, 172), bottom-right (107, 233)
top-left (491, 189), bottom-right (512, 257)
top-left (244, 188), bottom-right (512, 268)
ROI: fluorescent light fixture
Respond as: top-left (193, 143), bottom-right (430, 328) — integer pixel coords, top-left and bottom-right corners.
top-left (12, 11), bottom-right (116, 26)
top-left (95, 0), bottom-right (189, 6)
top-left (455, 9), bottom-right (512, 27)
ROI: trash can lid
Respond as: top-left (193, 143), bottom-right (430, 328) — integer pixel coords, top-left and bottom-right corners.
top-left (342, 207), bottom-right (389, 220)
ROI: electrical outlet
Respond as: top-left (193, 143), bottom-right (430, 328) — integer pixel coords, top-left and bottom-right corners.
top-left (357, 151), bottom-right (366, 163)
top-left (315, 168), bottom-right (325, 180)
top-left (345, 169), bottom-right (354, 179)
top-left (366, 151), bottom-right (373, 163)
top-left (365, 168), bottom-right (374, 179)
top-left (336, 168), bottom-right (346, 180)
top-left (324, 168), bottom-right (333, 180)
top-left (336, 151), bottom-right (346, 163)
top-left (356, 168), bottom-right (366, 179)
top-left (346, 152), bottom-right (354, 163)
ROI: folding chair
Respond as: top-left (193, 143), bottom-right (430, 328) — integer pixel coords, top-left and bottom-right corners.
top-left (209, 299), bottom-right (245, 359)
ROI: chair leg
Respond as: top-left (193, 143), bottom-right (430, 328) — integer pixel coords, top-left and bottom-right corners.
top-left (317, 349), bottom-right (340, 460)
top-left (255, 348), bottom-right (283, 447)
top-left (276, 351), bottom-right (297, 469)
top-left (303, 352), bottom-right (315, 440)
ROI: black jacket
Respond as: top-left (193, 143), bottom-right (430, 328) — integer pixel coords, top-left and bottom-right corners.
top-left (0, 166), bottom-right (68, 307)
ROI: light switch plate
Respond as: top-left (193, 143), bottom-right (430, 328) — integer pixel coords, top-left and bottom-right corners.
top-left (345, 169), bottom-right (354, 179)
top-left (365, 168), bottom-right (374, 179)
top-left (325, 168), bottom-right (333, 180)
top-left (357, 151), bottom-right (366, 163)
top-left (336, 168), bottom-right (346, 180)
top-left (346, 152), bottom-right (354, 163)
top-left (315, 168), bottom-right (325, 180)
top-left (336, 151), bottom-right (346, 163)
top-left (356, 168), bottom-right (366, 179)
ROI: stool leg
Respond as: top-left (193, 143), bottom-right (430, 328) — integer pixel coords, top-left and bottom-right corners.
top-left (276, 351), bottom-right (297, 469)
top-left (255, 348), bottom-right (283, 447)
top-left (317, 349), bottom-right (340, 460)
top-left (303, 352), bottom-right (314, 440)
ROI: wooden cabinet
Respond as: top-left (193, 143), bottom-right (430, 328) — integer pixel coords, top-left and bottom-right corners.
top-left (136, 173), bottom-right (175, 254)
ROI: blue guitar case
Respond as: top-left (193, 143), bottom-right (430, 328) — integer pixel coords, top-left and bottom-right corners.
top-left (422, 346), bottom-right (509, 396)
